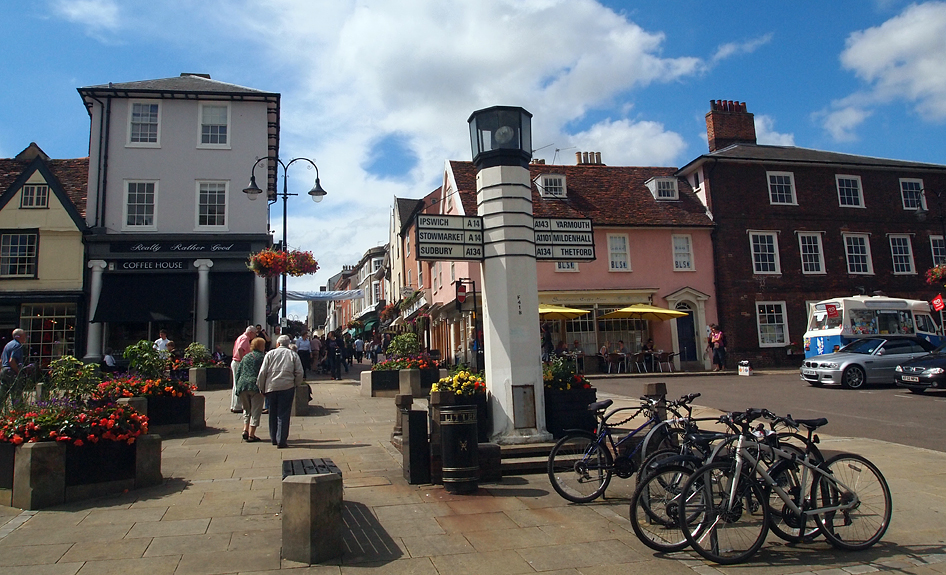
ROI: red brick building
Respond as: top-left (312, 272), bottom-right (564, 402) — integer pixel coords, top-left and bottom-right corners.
top-left (678, 100), bottom-right (946, 367)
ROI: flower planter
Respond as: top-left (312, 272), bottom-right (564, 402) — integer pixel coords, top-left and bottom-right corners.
top-left (0, 434), bottom-right (162, 510)
top-left (360, 370), bottom-right (401, 397)
top-left (147, 396), bottom-right (191, 426)
top-left (205, 366), bottom-right (231, 388)
top-left (544, 387), bottom-right (597, 439)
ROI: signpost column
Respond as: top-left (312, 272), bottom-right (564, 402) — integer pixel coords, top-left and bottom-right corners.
top-left (468, 106), bottom-right (551, 444)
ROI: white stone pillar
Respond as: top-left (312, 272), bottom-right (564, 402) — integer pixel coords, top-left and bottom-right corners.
top-left (478, 165), bottom-right (551, 444)
top-left (193, 259), bottom-right (213, 347)
top-left (253, 274), bottom-right (267, 327)
top-left (83, 260), bottom-right (108, 362)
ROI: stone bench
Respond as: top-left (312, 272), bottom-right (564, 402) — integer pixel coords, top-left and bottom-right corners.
top-left (281, 458), bottom-right (343, 564)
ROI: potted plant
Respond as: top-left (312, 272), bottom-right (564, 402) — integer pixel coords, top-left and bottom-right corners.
top-left (431, 368), bottom-right (489, 442)
top-left (364, 333), bottom-right (442, 396)
top-left (93, 375), bottom-right (195, 428)
top-left (543, 357), bottom-right (596, 439)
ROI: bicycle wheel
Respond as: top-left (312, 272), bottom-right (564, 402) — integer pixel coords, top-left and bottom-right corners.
top-left (811, 453), bottom-right (891, 551)
top-left (679, 461), bottom-right (770, 565)
top-left (547, 432), bottom-right (613, 503)
top-left (766, 451), bottom-right (820, 543)
top-left (637, 447), bottom-right (702, 485)
top-left (629, 464), bottom-right (694, 552)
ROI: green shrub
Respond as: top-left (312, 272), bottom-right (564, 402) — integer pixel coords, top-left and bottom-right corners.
top-left (387, 333), bottom-right (420, 358)
top-left (123, 340), bottom-right (166, 379)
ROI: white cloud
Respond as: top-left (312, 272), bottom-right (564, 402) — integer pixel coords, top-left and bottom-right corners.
top-left (838, 2), bottom-right (946, 121)
top-left (50, 0), bottom-right (121, 38)
top-left (818, 105), bottom-right (874, 142)
top-left (568, 119), bottom-right (686, 166)
top-left (754, 114), bottom-right (794, 146)
top-left (711, 33), bottom-right (773, 64)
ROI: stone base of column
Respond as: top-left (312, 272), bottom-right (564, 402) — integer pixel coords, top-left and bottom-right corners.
top-left (491, 429), bottom-right (553, 445)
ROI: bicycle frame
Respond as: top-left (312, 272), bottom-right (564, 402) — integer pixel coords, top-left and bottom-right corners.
top-left (588, 406), bottom-right (659, 466)
top-left (729, 433), bottom-right (860, 521)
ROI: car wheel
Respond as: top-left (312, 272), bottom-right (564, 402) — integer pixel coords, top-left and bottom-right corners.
top-left (841, 365), bottom-right (866, 389)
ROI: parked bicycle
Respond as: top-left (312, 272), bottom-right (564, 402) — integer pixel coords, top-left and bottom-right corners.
top-left (546, 394), bottom-right (701, 503)
top-left (676, 408), bottom-right (891, 564)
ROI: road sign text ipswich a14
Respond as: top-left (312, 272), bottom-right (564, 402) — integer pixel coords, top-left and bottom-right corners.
top-left (415, 215), bottom-right (484, 261)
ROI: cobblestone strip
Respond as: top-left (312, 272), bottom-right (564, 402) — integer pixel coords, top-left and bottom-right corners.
top-left (0, 510), bottom-right (36, 542)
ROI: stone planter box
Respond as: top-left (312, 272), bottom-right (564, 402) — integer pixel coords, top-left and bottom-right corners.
top-left (544, 387), bottom-right (597, 439)
top-left (117, 395), bottom-right (206, 436)
top-left (0, 434), bottom-right (162, 510)
top-left (361, 368), bottom-right (448, 398)
top-left (206, 366), bottom-right (231, 388)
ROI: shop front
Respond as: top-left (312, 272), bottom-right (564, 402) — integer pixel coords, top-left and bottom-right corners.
top-left (83, 236), bottom-right (269, 361)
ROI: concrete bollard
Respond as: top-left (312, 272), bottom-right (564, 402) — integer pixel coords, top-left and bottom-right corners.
top-left (190, 395), bottom-right (206, 431)
top-left (359, 371), bottom-right (372, 397)
top-left (293, 384), bottom-right (311, 416)
top-left (399, 369), bottom-right (422, 397)
top-left (644, 382), bottom-right (668, 420)
top-left (282, 473), bottom-right (343, 564)
top-left (189, 367), bottom-right (207, 391)
top-left (118, 396), bottom-right (149, 417)
top-left (135, 434), bottom-right (163, 488)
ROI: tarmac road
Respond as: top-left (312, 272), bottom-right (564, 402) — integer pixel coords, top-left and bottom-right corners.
top-left (590, 370), bottom-right (946, 453)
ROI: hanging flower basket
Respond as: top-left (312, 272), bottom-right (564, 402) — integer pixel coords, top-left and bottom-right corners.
top-left (926, 264), bottom-right (946, 286)
top-left (247, 248), bottom-right (320, 278)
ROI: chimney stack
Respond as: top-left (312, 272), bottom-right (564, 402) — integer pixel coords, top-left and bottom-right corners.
top-left (575, 152), bottom-right (605, 165)
top-left (705, 100), bottom-right (756, 152)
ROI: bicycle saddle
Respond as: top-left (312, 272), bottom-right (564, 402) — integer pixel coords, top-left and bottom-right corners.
top-left (587, 399), bottom-right (613, 412)
top-left (791, 416), bottom-right (828, 430)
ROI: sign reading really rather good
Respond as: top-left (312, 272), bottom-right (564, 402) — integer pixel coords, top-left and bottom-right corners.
top-left (415, 215), bottom-right (484, 261)
top-left (533, 218), bottom-right (596, 261)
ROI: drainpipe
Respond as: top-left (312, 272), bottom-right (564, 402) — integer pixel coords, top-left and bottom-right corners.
top-left (88, 95), bottom-right (112, 229)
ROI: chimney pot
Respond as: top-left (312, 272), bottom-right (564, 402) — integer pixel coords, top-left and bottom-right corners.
top-left (595, 152), bottom-right (602, 164)
top-left (575, 151), bottom-right (582, 164)
top-left (583, 152), bottom-right (590, 164)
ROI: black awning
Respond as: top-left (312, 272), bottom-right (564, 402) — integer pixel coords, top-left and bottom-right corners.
top-left (207, 272), bottom-right (255, 321)
top-left (92, 274), bottom-right (195, 323)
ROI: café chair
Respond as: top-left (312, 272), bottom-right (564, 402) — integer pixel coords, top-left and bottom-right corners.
top-left (632, 352), bottom-right (647, 373)
top-left (656, 352), bottom-right (675, 373)
top-left (606, 353), bottom-right (625, 373)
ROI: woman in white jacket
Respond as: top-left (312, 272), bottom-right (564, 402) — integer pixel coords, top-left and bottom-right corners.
top-left (256, 335), bottom-right (303, 448)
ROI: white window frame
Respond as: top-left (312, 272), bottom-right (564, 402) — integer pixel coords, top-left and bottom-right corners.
top-left (797, 232), bottom-right (826, 275)
top-left (646, 177), bottom-right (679, 200)
top-left (195, 180), bottom-right (229, 230)
top-left (19, 184), bottom-right (49, 209)
top-left (672, 234), bottom-right (694, 271)
top-left (843, 233), bottom-right (874, 275)
top-left (607, 233), bottom-right (631, 271)
top-left (766, 171), bottom-right (797, 205)
top-left (538, 174), bottom-right (566, 198)
top-left (749, 231), bottom-right (781, 274)
top-left (900, 178), bottom-right (925, 210)
top-left (407, 270), bottom-right (412, 287)
top-left (0, 231), bottom-right (39, 278)
top-left (417, 261), bottom-right (423, 288)
top-left (888, 234), bottom-right (915, 275)
top-left (836, 174), bottom-right (864, 208)
top-left (122, 180), bottom-right (158, 231)
top-left (405, 238), bottom-right (410, 257)
top-left (127, 100), bottom-right (161, 147)
top-left (197, 103), bottom-right (231, 149)
top-left (931, 236), bottom-right (946, 266)
top-left (372, 281), bottom-right (381, 305)
top-left (555, 261), bottom-right (579, 272)
top-left (756, 301), bottom-right (789, 347)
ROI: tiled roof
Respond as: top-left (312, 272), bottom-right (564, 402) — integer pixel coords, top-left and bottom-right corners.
top-left (395, 197), bottom-right (425, 232)
top-left (449, 161), bottom-right (713, 228)
top-left (679, 143), bottom-right (946, 174)
top-left (0, 155), bottom-right (89, 217)
top-left (78, 74), bottom-right (277, 97)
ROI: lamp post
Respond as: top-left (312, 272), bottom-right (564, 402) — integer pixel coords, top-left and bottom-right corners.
top-left (916, 189), bottom-right (946, 263)
top-left (243, 156), bottom-right (327, 324)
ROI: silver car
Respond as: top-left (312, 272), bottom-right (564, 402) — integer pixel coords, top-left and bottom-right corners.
top-left (800, 337), bottom-right (936, 389)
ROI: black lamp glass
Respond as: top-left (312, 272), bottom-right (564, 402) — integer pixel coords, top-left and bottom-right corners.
top-left (468, 106), bottom-right (532, 169)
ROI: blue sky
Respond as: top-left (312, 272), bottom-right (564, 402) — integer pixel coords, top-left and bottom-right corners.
top-left (4, 1), bottom-right (946, 318)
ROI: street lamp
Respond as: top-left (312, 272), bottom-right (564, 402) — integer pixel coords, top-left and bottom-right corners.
top-left (243, 156), bottom-right (327, 323)
top-left (916, 189), bottom-right (946, 262)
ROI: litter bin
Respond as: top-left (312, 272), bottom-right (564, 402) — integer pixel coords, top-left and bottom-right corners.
top-left (439, 405), bottom-right (478, 494)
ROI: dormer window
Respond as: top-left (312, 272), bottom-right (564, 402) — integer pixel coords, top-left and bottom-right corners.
top-left (646, 177), bottom-right (678, 200)
top-left (538, 174), bottom-right (566, 198)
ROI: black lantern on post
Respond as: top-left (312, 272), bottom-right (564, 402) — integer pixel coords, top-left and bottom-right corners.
top-left (468, 106), bottom-right (533, 169)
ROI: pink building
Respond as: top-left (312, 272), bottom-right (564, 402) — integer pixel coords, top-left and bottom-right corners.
top-left (426, 153), bottom-right (718, 372)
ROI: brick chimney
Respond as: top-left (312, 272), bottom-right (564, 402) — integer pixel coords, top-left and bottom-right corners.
top-left (705, 100), bottom-right (756, 152)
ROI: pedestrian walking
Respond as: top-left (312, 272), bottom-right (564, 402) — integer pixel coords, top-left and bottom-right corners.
top-left (326, 332), bottom-right (341, 380)
top-left (354, 336), bottom-right (364, 363)
top-left (295, 332), bottom-right (312, 378)
top-left (710, 324), bottom-right (727, 371)
top-left (257, 334), bottom-right (303, 448)
top-left (230, 325), bottom-right (257, 413)
top-left (1, 328), bottom-right (26, 406)
top-left (234, 337), bottom-right (266, 442)
top-left (309, 334), bottom-right (322, 373)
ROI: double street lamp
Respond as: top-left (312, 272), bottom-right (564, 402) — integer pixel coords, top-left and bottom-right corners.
top-left (243, 156), bottom-right (327, 324)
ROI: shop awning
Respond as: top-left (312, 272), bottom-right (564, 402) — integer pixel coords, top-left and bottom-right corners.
top-left (207, 272), bottom-right (255, 321)
top-left (362, 319), bottom-right (378, 332)
top-left (92, 274), bottom-right (195, 323)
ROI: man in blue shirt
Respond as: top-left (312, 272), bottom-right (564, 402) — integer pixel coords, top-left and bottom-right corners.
top-left (1, 329), bottom-right (26, 402)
